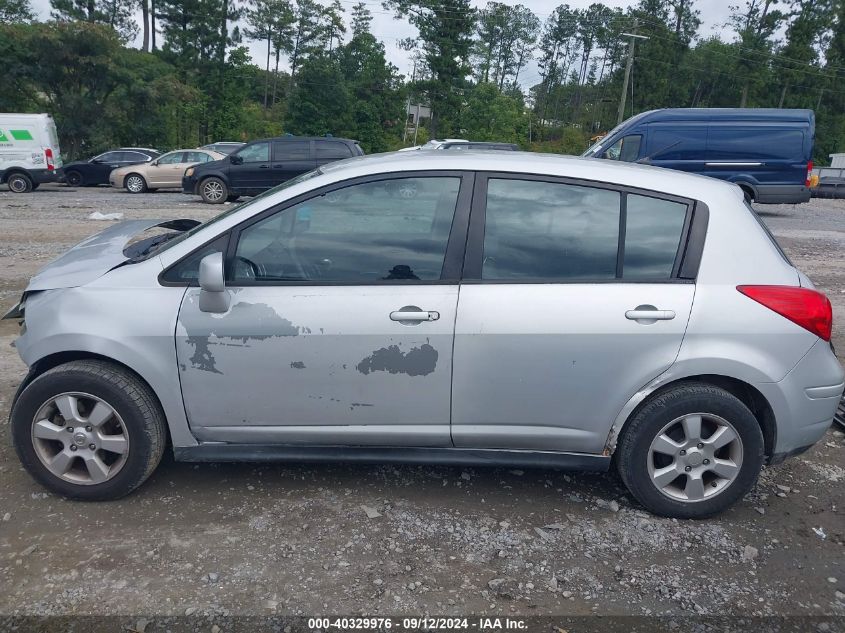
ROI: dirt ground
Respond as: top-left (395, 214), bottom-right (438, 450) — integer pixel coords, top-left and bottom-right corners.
top-left (0, 184), bottom-right (843, 622)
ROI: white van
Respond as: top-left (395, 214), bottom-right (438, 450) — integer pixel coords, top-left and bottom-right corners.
top-left (0, 113), bottom-right (62, 193)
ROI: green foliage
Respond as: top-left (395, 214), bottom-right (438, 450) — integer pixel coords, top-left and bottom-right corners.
top-left (459, 83), bottom-right (527, 143)
top-left (0, 0), bottom-right (34, 22)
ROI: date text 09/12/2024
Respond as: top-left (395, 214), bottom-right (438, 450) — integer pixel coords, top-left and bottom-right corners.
top-left (307, 617), bottom-right (527, 630)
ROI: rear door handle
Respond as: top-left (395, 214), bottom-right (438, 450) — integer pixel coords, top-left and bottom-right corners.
top-left (625, 308), bottom-right (676, 321)
top-left (390, 310), bottom-right (440, 322)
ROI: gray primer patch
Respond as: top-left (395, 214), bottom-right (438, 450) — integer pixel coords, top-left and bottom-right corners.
top-left (185, 336), bottom-right (223, 374)
top-left (356, 344), bottom-right (438, 377)
top-left (225, 302), bottom-right (300, 342)
top-left (290, 361), bottom-right (306, 369)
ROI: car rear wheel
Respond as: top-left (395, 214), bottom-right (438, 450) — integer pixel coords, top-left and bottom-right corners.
top-left (125, 173), bottom-right (148, 194)
top-left (11, 360), bottom-right (167, 500)
top-left (200, 177), bottom-right (227, 204)
top-left (616, 382), bottom-right (764, 519)
top-left (65, 170), bottom-right (83, 187)
top-left (7, 172), bottom-right (33, 193)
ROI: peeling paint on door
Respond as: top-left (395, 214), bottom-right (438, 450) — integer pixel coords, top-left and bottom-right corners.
top-left (356, 344), bottom-right (438, 376)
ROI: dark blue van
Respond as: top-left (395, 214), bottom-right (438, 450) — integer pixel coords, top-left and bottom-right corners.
top-left (582, 108), bottom-right (815, 204)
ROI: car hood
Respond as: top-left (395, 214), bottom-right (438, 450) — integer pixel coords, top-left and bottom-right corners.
top-left (27, 219), bottom-right (200, 291)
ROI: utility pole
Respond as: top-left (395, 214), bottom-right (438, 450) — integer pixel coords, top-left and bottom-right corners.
top-left (403, 61), bottom-right (416, 144)
top-left (617, 22), bottom-right (649, 125)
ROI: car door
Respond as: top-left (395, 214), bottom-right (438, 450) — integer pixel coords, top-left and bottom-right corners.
top-left (228, 141), bottom-right (271, 193)
top-left (451, 174), bottom-right (698, 454)
top-left (272, 140), bottom-right (316, 185)
top-left (174, 172), bottom-right (472, 447)
top-left (90, 151), bottom-right (123, 183)
top-left (148, 151), bottom-right (184, 186)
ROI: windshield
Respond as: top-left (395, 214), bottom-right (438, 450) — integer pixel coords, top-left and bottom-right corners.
top-left (142, 168), bottom-right (325, 259)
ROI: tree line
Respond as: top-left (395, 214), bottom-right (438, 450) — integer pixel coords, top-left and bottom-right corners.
top-left (1, 0), bottom-right (843, 163)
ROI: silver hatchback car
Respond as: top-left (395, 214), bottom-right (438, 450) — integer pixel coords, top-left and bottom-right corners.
top-left (5, 153), bottom-right (844, 518)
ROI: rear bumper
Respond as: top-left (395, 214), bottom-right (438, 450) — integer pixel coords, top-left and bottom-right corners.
top-left (755, 340), bottom-right (845, 459)
top-left (754, 184), bottom-right (811, 204)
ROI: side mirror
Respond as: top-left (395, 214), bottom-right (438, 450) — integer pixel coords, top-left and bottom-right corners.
top-left (230, 154), bottom-right (243, 165)
top-left (198, 252), bottom-right (230, 313)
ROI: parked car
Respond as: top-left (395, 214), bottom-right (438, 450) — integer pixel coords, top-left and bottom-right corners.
top-left (183, 136), bottom-right (364, 203)
top-left (0, 113), bottom-right (62, 193)
top-left (5, 152), bottom-right (843, 517)
top-left (200, 142), bottom-right (245, 155)
top-left (398, 139), bottom-right (469, 151)
top-left (440, 141), bottom-right (519, 151)
top-left (582, 108), bottom-right (815, 204)
top-left (110, 149), bottom-right (225, 193)
top-left (811, 168), bottom-right (845, 199)
top-left (59, 148), bottom-right (160, 187)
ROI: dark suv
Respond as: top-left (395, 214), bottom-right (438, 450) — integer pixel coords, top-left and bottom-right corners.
top-left (183, 136), bottom-right (364, 203)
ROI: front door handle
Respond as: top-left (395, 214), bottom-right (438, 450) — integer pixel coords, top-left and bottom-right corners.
top-left (390, 310), bottom-right (440, 322)
top-left (625, 307), bottom-right (676, 321)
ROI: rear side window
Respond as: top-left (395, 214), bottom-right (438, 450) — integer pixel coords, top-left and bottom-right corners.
top-left (123, 151), bottom-right (150, 163)
top-left (157, 152), bottom-right (184, 165)
top-left (273, 141), bottom-right (310, 160)
top-left (315, 141), bottom-right (353, 159)
top-left (623, 195), bottom-right (688, 279)
top-left (483, 179), bottom-right (620, 279)
top-left (481, 178), bottom-right (690, 281)
top-left (707, 127), bottom-right (804, 161)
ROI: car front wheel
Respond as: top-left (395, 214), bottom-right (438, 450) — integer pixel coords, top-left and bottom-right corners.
top-left (616, 383), bottom-right (764, 519)
top-left (200, 177), bottom-right (228, 204)
top-left (125, 173), bottom-right (148, 194)
top-left (11, 360), bottom-right (166, 500)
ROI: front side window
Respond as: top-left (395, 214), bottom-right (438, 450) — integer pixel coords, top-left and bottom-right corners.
top-left (483, 179), bottom-right (620, 280)
top-left (603, 134), bottom-right (642, 162)
top-left (231, 177), bottom-right (460, 283)
top-left (157, 152), bottom-right (184, 165)
top-left (96, 151), bottom-right (120, 162)
top-left (237, 142), bottom-right (270, 163)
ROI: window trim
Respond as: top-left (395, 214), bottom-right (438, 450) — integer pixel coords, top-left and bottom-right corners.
top-left (222, 170), bottom-right (475, 286)
top-left (463, 171), bottom-right (699, 284)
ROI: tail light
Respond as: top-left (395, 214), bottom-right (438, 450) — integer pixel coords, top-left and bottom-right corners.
top-left (737, 285), bottom-right (832, 341)
top-left (45, 148), bottom-right (54, 171)
top-left (805, 160), bottom-right (813, 187)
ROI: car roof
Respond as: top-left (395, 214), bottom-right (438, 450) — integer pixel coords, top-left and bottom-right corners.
top-left (318, 150), bottom-right (736, 200)
top-left (116, 147), bottom-right (160, 153)
top-left (250, 136), bottom-right (358, 144)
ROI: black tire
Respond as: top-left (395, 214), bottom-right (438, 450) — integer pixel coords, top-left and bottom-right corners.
top-left (740, 186), bottom-right (754, 203)
top-left (31, 182), bottom-right (40, 190)
top-left (199, 177), bottom-right (228, 204)
top-left (7, 172), bottom-right (33, 193)
top-left (124, 173), bottom-right (148, 194)
top-left (616, 382), bottom-right (764, 519)
top-left (11, 360), bottom-right (167, 501)
top-left (64, 170), bottom-right (83, 187)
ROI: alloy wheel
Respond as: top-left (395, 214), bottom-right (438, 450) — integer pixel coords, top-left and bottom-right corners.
top-left (126, 175), bottom-right (144, 193)
top-left (30, 392), bottom-right (130, 485)
top-left (203, 180), bottom-right (224, 202)
top-left (647, 413), bottom-right (743, 502)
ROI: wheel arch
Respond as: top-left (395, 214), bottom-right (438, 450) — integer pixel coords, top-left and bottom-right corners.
top-left (608, 373), bottom-right (776, 461)
top-left (13, 351), bottom-right (173, 447)
top-left (2, 168), bottom-right (32, 184)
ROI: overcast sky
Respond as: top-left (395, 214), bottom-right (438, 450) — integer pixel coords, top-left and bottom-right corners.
top-left (28, 0), bottom-right (736, 84)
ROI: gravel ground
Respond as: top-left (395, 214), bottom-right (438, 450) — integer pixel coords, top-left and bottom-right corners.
top-left (0, 184), bottom-right (843, 621)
